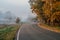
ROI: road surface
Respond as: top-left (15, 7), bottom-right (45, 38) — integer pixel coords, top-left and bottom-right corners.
top-left (16, 23), bottom-right (60, 40)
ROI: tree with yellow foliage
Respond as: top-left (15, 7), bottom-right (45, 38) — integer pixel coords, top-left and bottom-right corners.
top-left (29, 0), bottom-right (60, 26)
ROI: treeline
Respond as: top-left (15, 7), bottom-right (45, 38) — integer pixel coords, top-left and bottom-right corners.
top-left (29, 0), bottom-right (60, 26)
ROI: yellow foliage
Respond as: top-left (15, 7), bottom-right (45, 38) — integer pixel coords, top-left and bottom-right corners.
top-left (29, 0), bottom-right (60, 26)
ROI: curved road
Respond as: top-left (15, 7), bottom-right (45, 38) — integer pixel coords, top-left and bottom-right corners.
top-left (17, 23), bottom-right (60, 40)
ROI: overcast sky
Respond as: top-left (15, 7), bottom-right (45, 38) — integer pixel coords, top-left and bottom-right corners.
top-left (0, 0), bottom-right (36, 21)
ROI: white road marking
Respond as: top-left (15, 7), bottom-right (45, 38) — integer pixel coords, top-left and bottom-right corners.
top-left (17, 26), bottom-right (22, 40)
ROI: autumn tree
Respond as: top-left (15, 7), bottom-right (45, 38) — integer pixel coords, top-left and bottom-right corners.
top-left (29, 0), bottom-right (60, 26)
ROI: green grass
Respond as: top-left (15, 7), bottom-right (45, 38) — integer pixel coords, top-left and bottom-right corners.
top-left (0, 25), bottom-right (20, 40)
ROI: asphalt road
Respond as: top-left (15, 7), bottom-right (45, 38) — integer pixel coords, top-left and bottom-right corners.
top-left (17, 23), bottom-right (60, 40)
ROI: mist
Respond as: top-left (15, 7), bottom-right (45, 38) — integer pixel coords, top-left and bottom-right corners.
top-left (0, 0), bottom-right (36, 22)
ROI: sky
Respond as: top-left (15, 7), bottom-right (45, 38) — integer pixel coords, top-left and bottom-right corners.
top-left (0, 0), bottom-right (36, 21)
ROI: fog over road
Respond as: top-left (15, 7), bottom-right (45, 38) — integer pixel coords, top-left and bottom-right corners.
top-left (17, 23), bottom-right (60, 40)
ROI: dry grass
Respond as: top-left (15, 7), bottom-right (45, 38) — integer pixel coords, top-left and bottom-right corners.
top-left (38, 23), bottom-right (60, 33)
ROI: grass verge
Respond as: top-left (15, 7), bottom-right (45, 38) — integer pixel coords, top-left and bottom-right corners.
top-left (38, 23), bottom-right (60, 33)
top-left (0, 24), bottom-right (20, 40)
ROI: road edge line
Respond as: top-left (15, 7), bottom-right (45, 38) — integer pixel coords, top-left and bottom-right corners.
top-left (17, 26), bottom-right (22, 40)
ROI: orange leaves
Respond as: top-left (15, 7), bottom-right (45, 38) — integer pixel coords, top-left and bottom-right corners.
top-left (29, 0), bottom-right (60, 26)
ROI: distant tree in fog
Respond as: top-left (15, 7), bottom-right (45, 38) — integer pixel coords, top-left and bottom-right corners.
top-left (16, 17), bottom-right (20, 24)
top-left (4, 11), bottom-right (16, 24)
top-left (5, 11), bottom-right (12, 19)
